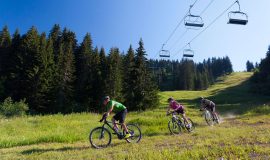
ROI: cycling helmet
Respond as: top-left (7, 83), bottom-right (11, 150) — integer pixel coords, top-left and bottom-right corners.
top-left (200, 97), bottom-right (206, 103)
top-left (167, 97), bottom-right (173, 102)
top-left (102, 96), bottom-right (110, 101)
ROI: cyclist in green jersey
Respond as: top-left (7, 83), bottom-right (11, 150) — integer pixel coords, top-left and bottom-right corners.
top-left (102, 96), bottom-right (131, 138)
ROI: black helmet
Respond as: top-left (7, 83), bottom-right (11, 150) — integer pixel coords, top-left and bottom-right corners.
top-left (102, 96), bottom-right (110, 101)
top-left (200, 97), bottom-right (206, 103)
top-left (167, 97), bottom-right (173, 102)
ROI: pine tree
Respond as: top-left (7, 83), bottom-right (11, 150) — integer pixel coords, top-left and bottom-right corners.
top-left (5, 29), bottom-right (21, 101)
top-left (49, 24), bottom-right (62, 62)
top-left (107, 47), bottom-right (122, 101)
top-left (18, 26), bottom-right (41, 112)
top-left (246, 60), bottom-right (254, 72)
top-left (224, 56), bottom-right (233, 74)
top-left (54, 28), bottom-right (77, 113)
top-left (0, 26), bottom-right (11, 100)
top-left (134, 39), bottom-right (159, 110)
top-left (75, 33), bottom-right (93, 111)
top-left (38, 34), bottom-right (56, 112)
top-left (250, 46), bottom-right (270, 94)
top-left (122, 45), bottom-right (136, 109)
top-left (99, 47), bottom-right (109, 97)
top-left (90, 47), bottom-right (102, 111)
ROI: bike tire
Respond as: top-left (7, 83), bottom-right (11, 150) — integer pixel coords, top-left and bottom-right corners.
top-left (204, 110), bottom-right (214, 126)
top-left (168, 119), bottom-right (182, 135)
top-left (184, 118), bottom-right (195, 132)
top-left (214, 113), bottom-right (220, 124)
top-left (89, 127), bottom-right (111, 149)
top-left (125, 124), bottom-right (142, 143)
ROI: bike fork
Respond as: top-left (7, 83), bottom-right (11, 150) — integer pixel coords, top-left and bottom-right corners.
top-left (99, 125), bottom-right (106, 139)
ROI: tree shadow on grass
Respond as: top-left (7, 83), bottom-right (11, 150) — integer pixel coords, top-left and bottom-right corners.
top-left (21, 142), bottom-right (126, 155)
top-left (21, 146), bottom-right (90, 155)
top-left (175, 80), bottom-right (270, 116)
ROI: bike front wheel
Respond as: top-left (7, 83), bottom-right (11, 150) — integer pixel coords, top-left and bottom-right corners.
top-left (213, 113), bottom-right (220, 124)
top-left (168, 119), bottom-right (182, 135)
top-left (125, 124), bottom-right (142, 143)
top-left (204, 110), bottom-right (214, 126)
top-left (184, 118), bottom-right (195, 132)
top-left (89, 127), bottom-right (111, 149)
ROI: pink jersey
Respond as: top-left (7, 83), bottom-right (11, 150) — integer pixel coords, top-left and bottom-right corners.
top-left (170, 100), bottom-right (183, 110)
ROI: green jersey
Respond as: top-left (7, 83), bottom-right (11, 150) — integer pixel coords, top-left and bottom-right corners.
top-left (106, 100), bottom-right (126, 112)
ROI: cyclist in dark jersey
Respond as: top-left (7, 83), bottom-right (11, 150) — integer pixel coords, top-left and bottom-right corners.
top-left (167, 97), bottom-right (190, 128)
top-left (200, 97), bottom-right (218, 120)
top-left (102, 96), bottom-right (131, 138)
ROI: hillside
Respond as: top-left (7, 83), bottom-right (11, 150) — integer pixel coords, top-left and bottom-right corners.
top-left (0, 72), bottom-right (270, 159)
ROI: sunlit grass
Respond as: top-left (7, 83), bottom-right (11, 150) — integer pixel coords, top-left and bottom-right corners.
top-left (0, 72), bottom-right (270, 159)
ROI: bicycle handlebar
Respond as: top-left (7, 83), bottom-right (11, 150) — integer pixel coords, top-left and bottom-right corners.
top-left (166, 111), bottom-right (176, 116)
top-left (99, 113), bottom-right (108, 122)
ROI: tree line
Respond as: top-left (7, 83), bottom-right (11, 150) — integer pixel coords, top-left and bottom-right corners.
top-left (0, 25), bottom-right (159, 114)
top-left (246, 60), bottom-right (259, 72)
top-left (250, 46), bottom-right (270, 95)
top-left (148, 56), bottom-right (233, 91)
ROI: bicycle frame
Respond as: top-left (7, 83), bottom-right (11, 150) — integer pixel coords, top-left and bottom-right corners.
top-left (168, 111), bottom-right (184, 126)
top-left (200, 107), bottom-right (219, 125)
top-left (101, 118), bottom-right (125, 139)
top-left (200, 108), bottom-right (215, 118)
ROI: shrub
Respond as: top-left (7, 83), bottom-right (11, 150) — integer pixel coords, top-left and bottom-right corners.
top-left (0, 97), bottom-right (29, 117)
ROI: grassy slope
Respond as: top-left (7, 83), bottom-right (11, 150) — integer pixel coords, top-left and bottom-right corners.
top-left (0, 72), bottom-right (270, 160)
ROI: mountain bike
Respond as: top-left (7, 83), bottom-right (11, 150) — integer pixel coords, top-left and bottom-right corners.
top-left (167, 111), bottom-right (195, 135)
top-left (89, 115), bottom-right (142, 149)
top-left (200, 108), bottom-right (220, 126)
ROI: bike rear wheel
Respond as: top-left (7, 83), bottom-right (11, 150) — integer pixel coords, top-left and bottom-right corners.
top-left (125, 124), bottom-right (142, 143)
top-left (184, 118), bottom-right (195, 132)
top-left (89, 127), bottom-right (111, 149)
top-left (168, 119), bottom-right (182, 135)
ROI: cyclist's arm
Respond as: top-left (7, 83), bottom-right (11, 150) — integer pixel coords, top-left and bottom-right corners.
top-left (166, 105), bottom-right (171, 114)
top-left (106, 103), bottom-right (114, 116)
top-left (200, 102), bottom-right (206, 110)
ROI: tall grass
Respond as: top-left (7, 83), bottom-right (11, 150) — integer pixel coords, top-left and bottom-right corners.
top-left (0, 72), bottom-right (270, 159)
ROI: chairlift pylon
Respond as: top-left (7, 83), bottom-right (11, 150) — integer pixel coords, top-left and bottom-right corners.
top-left (183, 43), bottom-right (194, 58)
top-left (228, 0), bottom-right (248, 25)
top-left (159, 44), bottom-right (170, 58)
top-left (184, 5), bottom-right (204, 29)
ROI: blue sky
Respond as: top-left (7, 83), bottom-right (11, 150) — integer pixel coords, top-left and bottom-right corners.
top-left (1, 0), bottom-right (270, 71)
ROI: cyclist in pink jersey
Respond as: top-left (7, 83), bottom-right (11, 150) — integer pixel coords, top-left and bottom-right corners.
top-left (166, 97), bottom-right (189, 126)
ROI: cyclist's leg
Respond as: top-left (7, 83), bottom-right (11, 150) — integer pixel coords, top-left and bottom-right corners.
top-left (211, 104), bottom-right (218, 119)
top-left (182, 113), bottom-right (189, 124)
top-left (113, 111), bottom-right (122, 131)
top-left (119, 109), bottom-right (128, 132)
top-left (176, 108), bottom-right (189, 124)
top-left (119, 109), bottom-right (131, 138)
top-left (111, 117), bottom-right (118, 130)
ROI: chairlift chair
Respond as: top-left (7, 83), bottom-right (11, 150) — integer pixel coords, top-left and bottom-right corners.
top-left (159, 49), bottom-right (170, 58)
top-left (228, 11), bottom-right (248, 25)
top-left (183, 43), bottom-right (194, 58)
top-left (183, 49), bottom-right (194, 58)
top-left (184, 5), bottom-right (204, 29)
top-left (227, 0), bottom-right (248, 25)
top-left (184, 15), bottom-right (204, 28)
top-left (159, 44), bottom-right (170, 58)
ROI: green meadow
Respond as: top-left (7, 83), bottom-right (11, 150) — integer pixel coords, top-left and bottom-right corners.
top-left (0, 72), bottom-right (270, 159)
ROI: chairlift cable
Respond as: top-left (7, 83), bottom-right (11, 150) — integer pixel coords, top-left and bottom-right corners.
top-left (172, 0), bottom-right (237, 59)
top-left (199, 0), bottom-right (216, 17)
top-left (163, 0), bottom-right (199, 47)
top-left (167, 0), bottom-right (216, 53)
top-left (153, 0), bottom-right (197, 59)
top-left (168, 30), bottom-right (188, 51)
